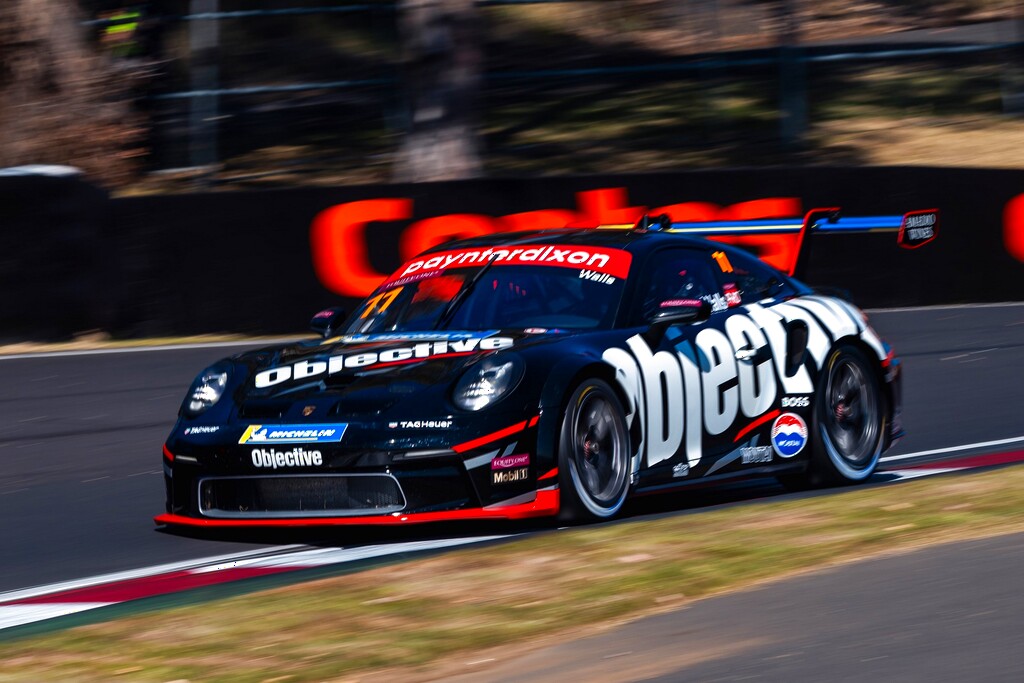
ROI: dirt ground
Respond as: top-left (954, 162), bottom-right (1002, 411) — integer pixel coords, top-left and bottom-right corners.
top-left (811, 116), bottom-right (1024, 169)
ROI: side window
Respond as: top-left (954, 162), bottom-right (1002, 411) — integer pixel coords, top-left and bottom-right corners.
top-left (633, 248), bottom-right (723, 324)
top-left (712, 247), bottom-right (797, 306)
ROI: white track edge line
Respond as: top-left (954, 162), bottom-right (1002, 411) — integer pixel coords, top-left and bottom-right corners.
top-left (865, 301), bottom-right (1024, 313)
top-left (881, 435), bottom-right (1024, 462)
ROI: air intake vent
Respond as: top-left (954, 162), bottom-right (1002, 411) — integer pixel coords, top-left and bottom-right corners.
top-left (199, 474), bottom-right (406, 518)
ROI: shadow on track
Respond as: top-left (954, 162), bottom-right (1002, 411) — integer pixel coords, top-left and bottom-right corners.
top-left (155, 456), bottom-right (1016, 550)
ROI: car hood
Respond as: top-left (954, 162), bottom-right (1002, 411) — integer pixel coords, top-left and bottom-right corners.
top-left (232, 330), bottom-right (568, 414)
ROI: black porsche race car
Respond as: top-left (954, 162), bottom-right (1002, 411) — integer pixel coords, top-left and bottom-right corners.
top-left (155, 210), bottom-right (929, 528)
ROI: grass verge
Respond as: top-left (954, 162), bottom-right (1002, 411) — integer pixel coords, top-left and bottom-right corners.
top-left (4, 465), bottom-right (1024, 681)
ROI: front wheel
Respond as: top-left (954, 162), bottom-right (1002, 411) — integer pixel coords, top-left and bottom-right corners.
top-left (557, 379), bottom-right (631, 522)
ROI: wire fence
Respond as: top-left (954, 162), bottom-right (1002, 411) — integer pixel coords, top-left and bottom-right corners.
top-left (88, 1), bottom-right (1024, 185)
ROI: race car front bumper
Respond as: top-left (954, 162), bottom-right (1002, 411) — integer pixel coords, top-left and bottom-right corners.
top-left (156, 415), bottom-right (560, 527)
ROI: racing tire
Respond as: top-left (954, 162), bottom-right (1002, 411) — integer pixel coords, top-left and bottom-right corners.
top-left (780, 344), bottom-right (886, 490)
top-left (557, 379), bottom-right (631, 523)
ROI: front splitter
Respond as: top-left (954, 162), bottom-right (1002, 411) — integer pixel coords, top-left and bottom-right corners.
top-left (154, 489), bottom-right (560, 527)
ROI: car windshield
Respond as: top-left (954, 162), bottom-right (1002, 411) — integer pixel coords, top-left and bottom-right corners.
top-left (344, 244), bottom-right (631, 334)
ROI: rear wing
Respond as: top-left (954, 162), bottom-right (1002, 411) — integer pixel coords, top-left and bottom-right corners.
top-left (630, 208), bottom-right (939, 278)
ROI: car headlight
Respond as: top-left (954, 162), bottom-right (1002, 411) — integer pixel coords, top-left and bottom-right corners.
top-left (452, 355), bottom-right (523, 411)
top-left (182, 363), bottom-right (230, 417)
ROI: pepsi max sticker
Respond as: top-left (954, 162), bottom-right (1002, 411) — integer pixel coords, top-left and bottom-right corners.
top-left (771, 413), bottom-right (808, 458)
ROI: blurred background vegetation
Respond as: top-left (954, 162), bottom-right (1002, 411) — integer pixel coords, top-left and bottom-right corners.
top-left (1, 0), bottom-right (1023, 193)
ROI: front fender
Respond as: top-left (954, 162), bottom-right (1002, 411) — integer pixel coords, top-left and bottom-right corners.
top-left (534, 350), bottom-right (629, 481)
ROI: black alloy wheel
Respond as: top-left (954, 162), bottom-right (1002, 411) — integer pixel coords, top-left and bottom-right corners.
top-left (815, 344), bottom-right (886, 484)
top-left (558, 379), bottom-right (631, 521)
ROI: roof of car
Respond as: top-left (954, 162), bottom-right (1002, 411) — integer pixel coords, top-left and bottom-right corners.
top-left (424, 227), bottom-right (723, 256)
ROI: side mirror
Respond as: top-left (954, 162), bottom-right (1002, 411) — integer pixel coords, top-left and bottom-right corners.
top-left (650, 299), bottom-right (712, 326)
top-left (643, 299), bottom-right (711, 344)
top-left (310, 307), bottom-right (346, 338)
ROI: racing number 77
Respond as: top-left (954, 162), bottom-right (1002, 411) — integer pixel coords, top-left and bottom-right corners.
top-left (359, 287), bottom-right (403, 319)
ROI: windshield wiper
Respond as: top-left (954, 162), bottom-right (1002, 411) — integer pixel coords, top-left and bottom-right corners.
top-left (435, 256), bottom-right (497, 329)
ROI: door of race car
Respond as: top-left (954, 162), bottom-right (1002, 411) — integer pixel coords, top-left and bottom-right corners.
top-left (624, 246), bottom-right (790, 485)
top-left (705, 246), bottom-right (813, 472)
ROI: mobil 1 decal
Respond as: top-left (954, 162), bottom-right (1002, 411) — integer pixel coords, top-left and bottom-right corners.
top-left (602, 297), bottom-right (880, 472)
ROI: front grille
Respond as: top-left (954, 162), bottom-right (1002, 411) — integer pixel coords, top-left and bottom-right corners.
top-left (198, 474), bottom-right (406, 518)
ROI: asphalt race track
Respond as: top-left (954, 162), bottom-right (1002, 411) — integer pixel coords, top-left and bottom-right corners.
top-left (448, 532), bottom-right (1024, 682)
top-left (1, 303), bottom-right (1022, 597)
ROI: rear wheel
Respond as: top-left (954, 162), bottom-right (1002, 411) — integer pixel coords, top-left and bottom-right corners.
top-left (780, 344), bottom-right (886, 489)
top-left (557, 379), bottom-right (631, 522)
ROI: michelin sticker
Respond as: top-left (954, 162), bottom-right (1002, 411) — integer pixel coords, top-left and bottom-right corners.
top-left (239, 423), bottom-right (348, 445)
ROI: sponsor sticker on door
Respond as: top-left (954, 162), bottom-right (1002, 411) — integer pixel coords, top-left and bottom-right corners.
top-left (771, 413), bottom-right (808, 458)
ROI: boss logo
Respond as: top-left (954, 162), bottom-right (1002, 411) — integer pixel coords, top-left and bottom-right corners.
top-left (781, 396), bottom-right (810, 408)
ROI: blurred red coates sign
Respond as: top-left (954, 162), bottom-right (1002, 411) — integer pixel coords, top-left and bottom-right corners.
top-left (1004, 193), bottom-right (1024, 263)
top-left (309, 188), bottom-right (803, 297)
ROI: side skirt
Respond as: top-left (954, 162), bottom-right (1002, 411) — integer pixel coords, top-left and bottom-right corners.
top-left (632, 461), bottom-right (806, 497)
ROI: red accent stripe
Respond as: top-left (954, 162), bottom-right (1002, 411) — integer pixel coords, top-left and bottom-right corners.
top-left (452, 417), bottom-right (536, 454)
top-left (892, 449), bottom-right (1024, 471)
top-left (8, 567), bottom-right (294, 605)
top-left (537, 467), bottom-right (558, 481)
top-left (528, 415), bottom-right (540, 427)
top-left (734, 409), bottom-right (781, 443)
top-left (162, 444), bottom-right (174, 463)
top-left (154, 489), bottom-right (560, 528)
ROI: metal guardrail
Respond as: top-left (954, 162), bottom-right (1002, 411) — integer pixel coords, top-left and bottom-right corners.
top-left (154, 80), bottom-right (393, 100)
top-left (101, 1), bottom-right (1020, 172)
top-left (84, 0), bottom-right (594, 26)
top-left (181, 6), bottom-right (392, 20)
top-left (150, 41), bottom-right (1024, 100)
top-left (182, 0), bottom-right (591, 18)
top-left (92, 1), bottom-right (1023, 100)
